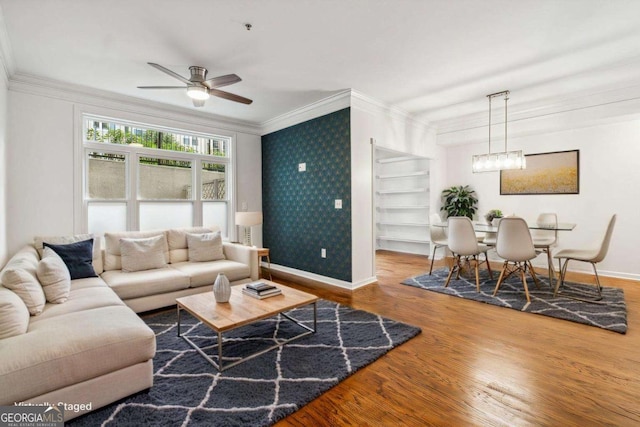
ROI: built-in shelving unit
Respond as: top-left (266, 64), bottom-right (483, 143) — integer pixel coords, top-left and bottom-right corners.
top-left (375, 148), bottom-right (430, 255)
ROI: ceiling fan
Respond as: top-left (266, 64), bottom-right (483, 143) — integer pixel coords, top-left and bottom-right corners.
top-left (138, 62), bottom-right (253, 107)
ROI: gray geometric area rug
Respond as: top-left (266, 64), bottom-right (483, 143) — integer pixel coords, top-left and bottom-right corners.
top-left (402, 268), bottom-right (627, 334)
top-left (68, 299), bottom-right (421, 427)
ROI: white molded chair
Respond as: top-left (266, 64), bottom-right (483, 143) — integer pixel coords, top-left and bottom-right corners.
top-left (493, 217), bottom-right (541, 303)
top-left (531, 213), bottom-right (558, 287)
top-left (444, 217), bottom-right (493, 291)
top-left (553, 214), bottom-right (617, 300)
top-left (429, 213), bottom-right (448, 275)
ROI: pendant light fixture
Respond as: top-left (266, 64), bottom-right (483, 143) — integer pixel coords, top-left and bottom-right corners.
top-left (472, 90), bottom-right (525, 173)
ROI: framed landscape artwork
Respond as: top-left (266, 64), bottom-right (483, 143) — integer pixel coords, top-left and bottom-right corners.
top-left (500, 150), bottom-right (579, 195)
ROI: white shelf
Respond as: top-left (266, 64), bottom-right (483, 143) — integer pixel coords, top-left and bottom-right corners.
top-left (376, 171), bottom-right (429, 179)
top-left (377, 205), bottom-right (429, 210)
top-left (377, 236), bottom-right (430, 244)
top-left (377, 222), bottom-right (429, 227)
top-left (376, 188), bottom-right (428, 194)
top-left (376, 156), bottom-right (417, 164)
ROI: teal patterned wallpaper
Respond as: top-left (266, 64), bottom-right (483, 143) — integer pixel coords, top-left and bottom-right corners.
top-left (262, 108), bottom-right (352, 281)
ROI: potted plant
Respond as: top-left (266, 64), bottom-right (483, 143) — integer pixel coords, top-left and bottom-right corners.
top-left (484, 209), bottom-right (503, 225)
top-left (440, 185), bottom-right (478, 219)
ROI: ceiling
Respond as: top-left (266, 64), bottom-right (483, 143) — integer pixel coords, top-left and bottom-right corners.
top-left (2, 0), bottom-right (640, 127)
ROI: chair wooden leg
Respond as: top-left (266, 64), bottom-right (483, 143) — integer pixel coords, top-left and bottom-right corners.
top-left (493, 262), bottom-right (508, 296)
top-left (484, 251), bottom-right (493, 279)
top-left (545, 248), bottom-right (555, 289)
top-left (429, 245), bottom-right (438, 275)
top-left (521, 268), bottom-right (531, 303)
top-left (527, 261), bottom-right (541, 289)
top-left (474, 257), bottom-right (480, 292)
top-left (554, 258), bottom-right (569, 297)
top-left (444, 256), bottom-right (459, 288)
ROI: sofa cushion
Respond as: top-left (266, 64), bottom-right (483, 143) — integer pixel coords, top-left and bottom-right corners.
top-left (168, 226), bottom-right (220, 263)
top-left (43, 239), bottom-right (98, 280)
top-left (36, 247), bottom-right (71, 303)
top-left (34, 234), bottom-right (104, 275)
top-left (187, 231), bottom-right (225, 262)
top-left (0, 305), bottom-right (155, 406)
top-left (1, 246), bottom-right (45, 315)
top-left (30, 285), bottom-right (125, 323)
top-left (120, 235), bottom-right (167, 272)
top-left (101, 268), bottom-right (190, 300)
top-left (170, 260), bottom-right (251, 288)
top-left (104, 230), bottom-right (169, 271)
top-left (0, 286), bottom-right (30, 339)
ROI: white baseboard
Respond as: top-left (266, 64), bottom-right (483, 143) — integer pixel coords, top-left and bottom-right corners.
top-left (267, 263), bottom-right (376, 290)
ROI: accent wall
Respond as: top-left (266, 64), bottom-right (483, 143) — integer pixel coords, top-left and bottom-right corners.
top-left (262, 108), bottom-right (352, 282)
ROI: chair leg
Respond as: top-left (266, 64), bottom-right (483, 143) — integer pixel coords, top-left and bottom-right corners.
top-left (521, 268), bottom-right (531, 303)
top-left (545, 248), bottom-right (555, 289)
top-left (527, 261), bottom-right (541, 289)
top-left (591, 262), bottom-right (603, 299)
top-left (493, 261), bottom-right (508, 296)
top-left (554, 258), bottom-right (569, 297)
top-left (429, 244), bottom-right (438, 275)
top-left (484, 251), bottom-right (493, 279)
top-left (444, 255), bottom-right (460, 288)
top-left (474, 256), bottom-right (480, 292)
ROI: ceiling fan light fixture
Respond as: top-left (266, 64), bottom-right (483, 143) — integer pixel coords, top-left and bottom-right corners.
top-left (187, 86), bottom-right (209, 100)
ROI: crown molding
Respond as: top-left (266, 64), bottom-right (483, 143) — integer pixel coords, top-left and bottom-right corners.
top-left (0, 4), bottom-right (15, 83)
top-left (8, 73), bottom-right (262, 135)
top-left (260, 89), bottom-right (352, 135)
top-left (434, 83), bottom-right (640, 146)
top-left (350, 89), bottom-right (434, 131)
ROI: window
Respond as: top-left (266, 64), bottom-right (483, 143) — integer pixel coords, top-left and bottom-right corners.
top-left (82, 116), bottom-right (232, 237)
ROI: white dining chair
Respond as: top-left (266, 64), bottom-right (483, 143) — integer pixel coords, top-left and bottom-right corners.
top-left (553, 214), bottom-right (617, 300)
top-left (444, 217), bottom-right (493, 291)
top-left (429, 213), bottom-right (448, 275)
top-left (531, 213), bottom-right (558, 287)
top-left (493, 217), bottom-right (541, 303)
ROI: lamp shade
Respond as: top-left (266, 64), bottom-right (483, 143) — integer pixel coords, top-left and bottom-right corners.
top-left (235, 211), bottom-right (263, 227)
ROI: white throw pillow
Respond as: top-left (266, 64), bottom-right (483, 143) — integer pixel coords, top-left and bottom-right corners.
top-left (120, 235), bottom-right (167, 272)
top-left (186, 231), bottom-right (225, 262)
top-left (36, 247), bottom-right (71, 304)
top-left (0, 287), bottom-right (30, 339)
top-left (1, 268), bottom-right (45, 315)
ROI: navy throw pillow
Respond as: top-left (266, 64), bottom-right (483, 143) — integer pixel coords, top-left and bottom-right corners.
top-left (43, 239), bottom-right (97, 280)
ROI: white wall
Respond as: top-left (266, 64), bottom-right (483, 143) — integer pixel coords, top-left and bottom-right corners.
top-left (5, 88), bottom-right (262, 257)
top-left (235, 131), bottom-right (263, 246)
top-left (351, 95), bottom-right (437, 286)
top-left (0, 66), bottom-right (7, 266)
top-left (443, 119), bottom-right (640, 279)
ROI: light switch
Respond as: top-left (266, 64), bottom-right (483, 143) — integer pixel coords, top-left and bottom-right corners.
top-left (241, 201), bottom-right (248, 211)
top-left (298, 163), bottom-right (306, 172)
top-left (335, 199), bottom-right (342, 209)
top-left (321, 248), bottom-right (326, 258)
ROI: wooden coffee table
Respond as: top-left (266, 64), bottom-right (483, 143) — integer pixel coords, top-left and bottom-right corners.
top-left (176, 281), bottom-right (318, 371)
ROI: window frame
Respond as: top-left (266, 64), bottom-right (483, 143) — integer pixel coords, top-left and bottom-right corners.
top-left (75, 107), bottom-right (236, 238)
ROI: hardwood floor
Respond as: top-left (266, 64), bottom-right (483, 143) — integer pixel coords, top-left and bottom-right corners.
top-left (272, 250), bottom-right (640, 426)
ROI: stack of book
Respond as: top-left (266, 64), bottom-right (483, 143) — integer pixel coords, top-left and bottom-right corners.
top-left (242, 282), bottom-right (282, 299)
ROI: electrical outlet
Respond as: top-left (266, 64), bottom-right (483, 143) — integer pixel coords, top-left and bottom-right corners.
top-left (335, 199), bottom-right (342, 209)
top-left (321, 248), bottom-right (326, 258)
top-left (298, 162), bottom-right (306, 172)
top-left (241, 201), bottom-right (248, 211)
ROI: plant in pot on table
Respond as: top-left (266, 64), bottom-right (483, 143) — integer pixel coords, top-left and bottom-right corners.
top-left (441, 185), bottom-right (478, 219)
top-left (484, 209), bottom-right (503, 225)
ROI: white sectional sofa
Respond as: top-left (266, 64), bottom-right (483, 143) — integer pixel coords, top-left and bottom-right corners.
top-left (0, 227), bottom-right (259, 420)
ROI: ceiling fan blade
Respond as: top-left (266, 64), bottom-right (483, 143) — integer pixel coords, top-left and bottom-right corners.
top-left (192, 98), bottom-right (206, 108)
top-left (208, 88), bottom-right (253, 105)
top-left (137, 86), bottom-right (185, 89)
top-left (202, 74), bottom-right (242, 89)
top-left (147, 62), bottom-right (192, 85)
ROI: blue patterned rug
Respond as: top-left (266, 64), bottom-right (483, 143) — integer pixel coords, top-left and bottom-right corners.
top-left (67, 299), bottom-right (420, 426)
top-left (402, 268), bottom-right (627, 334)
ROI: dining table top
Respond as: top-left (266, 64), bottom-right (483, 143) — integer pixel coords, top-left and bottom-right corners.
top-left (433, 221), bottom-right (576, 232)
